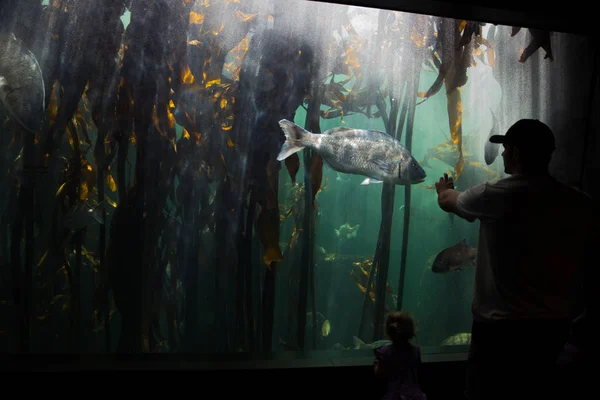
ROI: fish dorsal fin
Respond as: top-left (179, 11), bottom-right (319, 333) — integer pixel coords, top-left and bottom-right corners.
top-left (323, 126), bottom-right (354, 135)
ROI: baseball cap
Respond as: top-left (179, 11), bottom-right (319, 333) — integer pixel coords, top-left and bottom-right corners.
top-left (489, 119), bottom-right (556, 153)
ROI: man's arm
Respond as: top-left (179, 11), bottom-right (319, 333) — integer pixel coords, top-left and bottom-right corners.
top-left (437, 189), bottom-right (476, 222)
top-left (435, 173), bottom-right (477, 222)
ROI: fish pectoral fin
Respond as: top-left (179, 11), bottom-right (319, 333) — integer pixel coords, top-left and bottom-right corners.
top-left (352, 336), bottom-right (365, 349)
top-left (368, 157), bottom-right (393, 174)
top-left (360, 177), bottom-right (383, 185)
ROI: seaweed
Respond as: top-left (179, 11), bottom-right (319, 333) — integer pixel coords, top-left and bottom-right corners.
top-left (0, 0), bottom-right (551, 355)
top-left (397, 51), bottom-right (423, 312)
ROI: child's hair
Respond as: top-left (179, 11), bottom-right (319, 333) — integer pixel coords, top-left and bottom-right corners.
top-left (385, 311), bottom-right (416, 344)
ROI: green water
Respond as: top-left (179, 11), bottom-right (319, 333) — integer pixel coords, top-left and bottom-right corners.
top-left (274, 65), bottom-right (498, 351)
top-left (1, 0), bottom-right (573, 358)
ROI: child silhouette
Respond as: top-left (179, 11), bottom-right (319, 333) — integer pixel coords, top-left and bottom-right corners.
top-left (373, 311), bottom-right (427, 400)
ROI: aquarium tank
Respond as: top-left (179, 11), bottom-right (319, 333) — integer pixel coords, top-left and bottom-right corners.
top-left (0, 0), bottom-right (597, 363)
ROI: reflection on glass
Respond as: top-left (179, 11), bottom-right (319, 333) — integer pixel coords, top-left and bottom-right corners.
top-left (0, 0), bottom-right (590, 359)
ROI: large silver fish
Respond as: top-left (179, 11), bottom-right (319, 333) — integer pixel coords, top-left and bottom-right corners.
top-left (352, 336), bottom-right (392, 350)
top-left (277, 120), bottom-right (426, 185)
top-left (431, 239), bottom-right (477, 273)
top-left (0, 33), bottom-right (45, 133)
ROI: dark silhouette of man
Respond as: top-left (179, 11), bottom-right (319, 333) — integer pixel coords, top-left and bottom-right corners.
top-left (435, 119), bottom-right (594, 400)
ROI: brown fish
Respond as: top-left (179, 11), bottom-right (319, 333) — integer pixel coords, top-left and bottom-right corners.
top-left (431, 239), bottom-right (477, 273)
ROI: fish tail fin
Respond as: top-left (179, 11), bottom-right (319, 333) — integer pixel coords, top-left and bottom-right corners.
top-left (277, 119), bottom-right (315, 161)
top-left (90, 201), bottom-right (106, 225)
top-left (352, 336), bottom-right (366, 349)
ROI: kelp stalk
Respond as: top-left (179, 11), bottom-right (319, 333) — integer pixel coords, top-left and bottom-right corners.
top-left (244, 196), bottom-right (256, 351)
top-left (11, 114), bottom-right (37, 352)
top-left (95, 120), bottom-right (109, 351)
top-left (371, 71), bottom-right (405, 340)
top-left (296, 62), bottom-right (322, 350)
top-left (358, 229), bottom-right (381, 340)
top-left (397, 52), bottom-right (422, 311)
top-left (296, 150), bottom-right (313, 350)
top-left (67, 120), bottom-right (82, 352)
top-left (372, 182), bottom-right (395, 340)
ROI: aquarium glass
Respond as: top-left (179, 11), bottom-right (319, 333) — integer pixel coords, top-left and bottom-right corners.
top-left (0, 0), bottom-right (595, 362)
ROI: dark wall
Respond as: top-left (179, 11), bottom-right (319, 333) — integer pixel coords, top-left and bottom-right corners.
top-left (2, 355), bottom-right (467, 400)
top-left (6, 355), bottom-right (587, 400)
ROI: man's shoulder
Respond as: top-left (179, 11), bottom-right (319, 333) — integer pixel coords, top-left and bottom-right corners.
top-left (489, 175), bottom-right (527, 187)
top-left (470, 176), bottom-right (523, 195)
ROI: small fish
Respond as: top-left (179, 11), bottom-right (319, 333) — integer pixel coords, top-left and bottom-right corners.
top-left (352, 336), bottom-right (392, 350)
top-left (334, 223), bottom-right (359, 240)
top-left (321, 320), bottom-right (331, 337)
top-left (306, 312), bottom-right (331, 337)
top-left (440, 332), bottom-right (472, 346)
top-left (63, 201), bottom-right (105, 231)
top-left (431, 239), bottom-right (477, 273)
top-left (420, 143), bottom-right (457, 170)
top-left (277, 120), bottom-right (426, 185)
